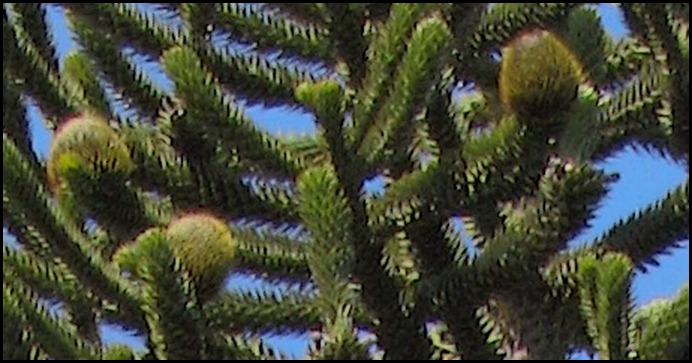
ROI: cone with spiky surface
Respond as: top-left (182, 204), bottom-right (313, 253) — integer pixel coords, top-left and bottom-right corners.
top-left (166, 213), bottom-right (236, 300)
top-left (47, 113), bottom-right (148, 249)
top-left (499, 30), bottom-right (584, 121)
top-left (47, 113), bottom-right (133, 192)
top-left (3, 3), bottom-right (688, 361)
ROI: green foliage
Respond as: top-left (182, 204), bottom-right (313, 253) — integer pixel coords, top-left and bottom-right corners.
top-left (555, 7), bottom-right (608, 85)
top-left (577, 253), bottom-right (633, 360)
top-left (3, 2), bottom-right (688, 361)
top-left (102, 344), bottom-right (138, 360)
top-left (634, 284), bottom-right (689, 360)
top-left (133, 228), bottom-right (207, 360)
top-left (295, 80), bottom-right (344, 120)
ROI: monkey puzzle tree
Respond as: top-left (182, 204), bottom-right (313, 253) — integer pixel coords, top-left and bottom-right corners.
top-left (3, 3), bottom-right (688, 360)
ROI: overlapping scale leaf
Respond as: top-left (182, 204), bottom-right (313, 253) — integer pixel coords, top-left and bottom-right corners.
top-left (3, 246), bottom-right (92, 324)
top-left (205, 289), bottom-right (322, 336)
top-left (213, 3), bottom-right (335, 64)
top-left (2, 72), bottom-right (36, 177)
top-left (102, 344), bottom-right (138, 360)
top-left (323, 4), bottom-right (369, 85)
top-left (359, 16), bottom-right (452, 166)
top-left (133, 228), bottom-right (207, 360)
top-left (577, 253), bottom-right (634, 360)
top-left (162, 46), bottom-right (300, 179)
top-left (3, 280), bottom-right (96, 360)
top-left (66, 11), bottom-right (166, 120)
top-left (61, 51), bottom-right (112, 118)
top-left (474, 162), bottom-right (610, 285)
top-left (638, 3), bottom-right (690, 162)
top-left (297, 165), bottom-right (367, 359)
top-left (231, 227), bottom-right (310, 285)
top-left (2, 194), bottom-right (52, 258)
top-left (2, 3), bottom-right (689, 361)
top-left (553, 7), bottom-right (608, 86)
top-left (3, 290), bottom-right (40, 360)
top-left (192, 38), bottom-right (317, 109)
top-left (595, 180), bottom-right (689, 270)
top-left (423, 74), bottom-right (461, 164)
top-left (261, 3), bottom-right (329, 28)
top-left (63, 3), bottom-right (175, 60)
top-left (633, 284), bottom-right (689, 360)
top-left (602, 37), bottom-right (655, 89)
top-left (121, 120), bottom-right (300, 228)
top-left (594, 61), bottom-right (671, 160)
top-left (293, 132), bottom-right (432, 359)
top-left (279, 133), bottom-right (331, 168)
top-left (4, 9), bottom-right (73, 125)
top-left (4, 135), bottom-right (145, 331)
top-left (11, 3), bottom-right (57, 71)
top-left (468, 3), bottom-right (578, 54)
top-left (351, 3), bottom-right (439, 146)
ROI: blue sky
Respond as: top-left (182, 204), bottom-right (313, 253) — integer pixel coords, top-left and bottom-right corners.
top-left (4, 4), bottom-right (688, 359)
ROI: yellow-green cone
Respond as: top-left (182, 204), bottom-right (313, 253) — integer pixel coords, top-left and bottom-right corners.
top-left (47, 113), bottom-right (133, 191)
top-left (499, 30), bottom-right (584, 120)
top-left (166, 213), bottom-right (236, 298)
